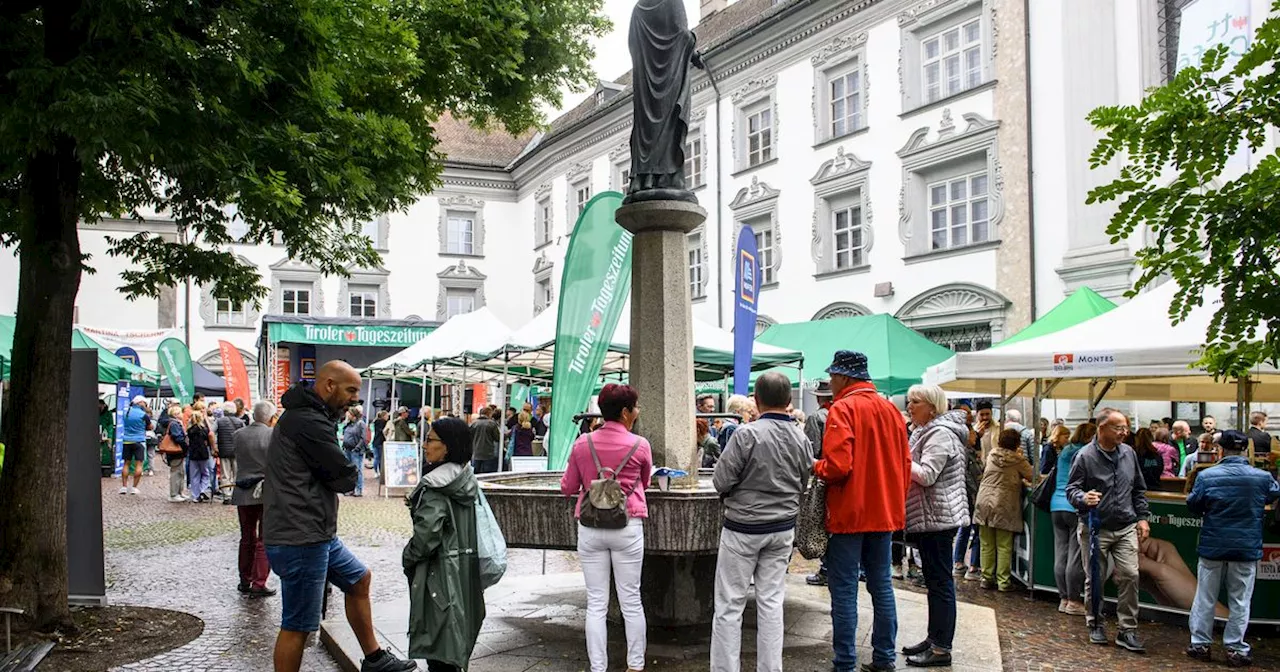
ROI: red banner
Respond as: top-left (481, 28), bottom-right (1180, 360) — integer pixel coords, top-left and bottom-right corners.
top-left (472, 384), bottom-right (488, 416)
top-left (218, 340), bottom-right (253, 406)
top-left (274, 346), bottom-right (291, 406)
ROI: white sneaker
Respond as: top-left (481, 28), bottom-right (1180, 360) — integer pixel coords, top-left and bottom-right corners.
top-left (129, 487), bottom-right (140, 495)
top-left (118, 487), bottom-right (128, 495)
top-left (169, 495), bottom-right (186, 502)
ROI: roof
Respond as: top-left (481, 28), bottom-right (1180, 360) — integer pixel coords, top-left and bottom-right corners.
top-left (433, 112), bottom-right (535, 169)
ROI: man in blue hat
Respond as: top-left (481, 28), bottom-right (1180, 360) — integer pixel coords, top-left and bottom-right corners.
top-left (1185, 429), bottom-right (1280, 667)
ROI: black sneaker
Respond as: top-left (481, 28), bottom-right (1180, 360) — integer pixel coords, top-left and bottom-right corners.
top-left (1115, 630), bottom-right (1146, 653)
top-left (360, 650), bottom-right (416, 672)
top-left (805, 572), bottom-right (828, 587)
top-left (1088, 627), bottom-right (1108, 645)
top-left (1185, 644), bottom-right (1211, 661)
top-left (1226, 650), bottom-right (1252, 668)
top-left (859, 663), bottom-right (895, 672)
top-left (237, 582), bottom-right (250, 594)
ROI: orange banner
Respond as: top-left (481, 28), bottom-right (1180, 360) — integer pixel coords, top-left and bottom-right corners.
top-left (472, 384), bottom-right (488, 415)
top-left (218, 340), bottom-right (253, 406)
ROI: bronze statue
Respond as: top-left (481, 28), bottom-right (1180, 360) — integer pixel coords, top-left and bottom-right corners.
top-left (624, 0), bottom-right (705, 205)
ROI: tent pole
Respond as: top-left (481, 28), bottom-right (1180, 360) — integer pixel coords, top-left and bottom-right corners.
top-left (463, 356), bottom-right (469, 417)
top-left (797, 357), bottom-right (804, 412)
top-left (390, 369), bottom-right (398, 415)
top-left (1027, 378), bottom-right (1043, 598)
top-left (1235, 375), bottom-right (1248, 432)
top-left (501, 351), bottom-right (511, 473)
top-left (999, 380), bottom-right (1007, 426)
top-left (1087, 380), bottom-right (1097, 418)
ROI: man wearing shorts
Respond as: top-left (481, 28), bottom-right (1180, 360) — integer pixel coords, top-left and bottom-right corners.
top-left (119, 395), bottom-right (152, 495)
top-left (263, 361), bottom-right (414, 672)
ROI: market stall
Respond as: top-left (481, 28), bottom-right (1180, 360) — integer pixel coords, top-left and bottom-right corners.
top-left (928, 281), bottom-right (1279, 624)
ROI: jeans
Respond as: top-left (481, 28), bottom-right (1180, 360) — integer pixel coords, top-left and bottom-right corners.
top-left (827, 532), bottom-right (896, 670)
top-left (978, 527), bottom-right (1014, 589)
top-left (912, 528), bottom-right (958, 651)
top-left (711, 529), bottom-right (793, 672)
top-left (1078, 522), bottom-right (1140, 631)
top-left (472, 458), bottom-right (500, 475)
top-left (188, 458), bottom-right (214, 502)
top-left (1051, 511), bottom-right (1084, 601)
top-left (167, 456), bottom-right (186, 498)
top-left (237, 504), bottom-right (270, 590)
top-left (577, 520), bottom-right (645, 672)
top-left (372, 443), bottom-right (383, 475)
top-left (953, 524), bottom-right (980, 568)
top-left (1190, 559), bottom-right (1257, 655)
top-left (344, 449), bottom-right (364, 495)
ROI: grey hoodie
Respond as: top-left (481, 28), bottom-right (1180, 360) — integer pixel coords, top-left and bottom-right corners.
top-left (906, 409), bottom-right (971, 533)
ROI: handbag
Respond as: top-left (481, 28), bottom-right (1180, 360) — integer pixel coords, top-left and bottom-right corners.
top-left (474, 489), bottom-right (508, 589)
top-left (795, 476), bottom-right (829, 560)
top-left (157, 432), bottom-right (183, 455)
top-left (1031, 465), bottom-right (1056, 512)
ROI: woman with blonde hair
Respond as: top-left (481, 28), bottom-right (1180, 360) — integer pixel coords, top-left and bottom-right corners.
top-left (512, 411), bottom-right (535, 457)
top-left (158, 403), bottom-right (189, 502)
top-left (186, 410), bottom-right (217, 503)
top-left (1049, 422), bottom-right (1097, 615)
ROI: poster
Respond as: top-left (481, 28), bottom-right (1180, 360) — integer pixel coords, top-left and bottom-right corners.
top-left (274, 346), bottom-right (291, 405)
top-left (383, 441), bottom-right (421, 489)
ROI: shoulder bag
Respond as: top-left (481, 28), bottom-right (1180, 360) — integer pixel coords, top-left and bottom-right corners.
top-left (1031, 465), bottom-right (1056, 512)
top-left (794, 475), bottom-right (828, 560)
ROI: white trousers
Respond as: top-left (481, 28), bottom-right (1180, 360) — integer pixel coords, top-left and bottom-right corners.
top-left (578, 520), bottom-right (646, 672)
top-left (711, 528), bottom-right (794, 672)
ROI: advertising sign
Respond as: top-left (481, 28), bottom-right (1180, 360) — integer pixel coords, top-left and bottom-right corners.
top-left (1050, 352), bottom-right (1116, 376)
top-left (112, 381), bottom-right (129, 475)
top-left (732, 225), bottom-right (760, 395)
top-left (548, 191), bottom-right (630, 470)
top-left (274, 346), bottom-right (291, 405)
top-left (217, 340), bottom-right (252, 405)
top-left (382, 441), bottom-right (421, 489)
top-left (114, 347), bottom-right (140, 367)
top-left (269, 322), bottom-right (435, 347)
top-left (157, 338), bottom-right (195, 405)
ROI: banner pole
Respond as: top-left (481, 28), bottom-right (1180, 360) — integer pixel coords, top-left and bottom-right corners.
top-left (501, 351), bottom-right (511, 473)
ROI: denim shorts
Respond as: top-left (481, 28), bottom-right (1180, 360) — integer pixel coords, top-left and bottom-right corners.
top-left (265, 537), bottom-right (368, 632)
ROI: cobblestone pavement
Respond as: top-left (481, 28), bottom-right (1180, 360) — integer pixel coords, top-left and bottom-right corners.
top-left (102, 470), bottom-right (1277, 671)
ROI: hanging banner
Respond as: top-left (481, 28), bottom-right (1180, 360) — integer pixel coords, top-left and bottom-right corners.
top-left (1177, 0), bottom-right (1252, 176)
top-left (113, 381), bottom-right (129, 475)
top-left (218, 340), bottom-right (252, 405)
top-left (548, 191), bottom-right (631, 470)
top-left (274, 346), bottom-right (292, 405)
top-left (732, 225), bottom-right (760, 395)
top-left (472, 384), bottom-right (488, 416)
top-left (114, 347), bottom-right (140, 367)
top-left (77, 326), bottom-right (181, 352)
top-left (157, 338), bottom-right (196, 405)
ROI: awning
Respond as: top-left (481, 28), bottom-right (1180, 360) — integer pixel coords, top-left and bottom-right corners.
top-left (995, 287), bottom-right (1116, 349)
top-left (262, 315), bottom-right (438, 347)
top-left (0, 316), bottom-right (161, 385)
top-left (363, 307), bottom-right (511, 374)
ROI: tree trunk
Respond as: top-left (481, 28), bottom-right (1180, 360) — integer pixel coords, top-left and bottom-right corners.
top-left (0, 134), bottom-right (83, 633)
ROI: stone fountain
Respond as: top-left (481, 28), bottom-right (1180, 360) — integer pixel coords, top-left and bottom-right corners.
top-left (479, 0), bottom-right (720, 627)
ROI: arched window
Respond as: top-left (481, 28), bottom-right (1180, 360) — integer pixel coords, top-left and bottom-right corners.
top-left (812, 302), bottom-right (872, 321)
top-left (755, 315), bottom-right (778, 337)
top-left (895, 283), bottom-right (1009, 352)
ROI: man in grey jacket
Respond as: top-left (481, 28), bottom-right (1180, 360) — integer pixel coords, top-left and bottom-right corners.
top-left (264, 361), bottom-right (415, 672)
top-left (710, 371), bottom-right (814, 672)
top-left (232, 400), bottom-right (276, 597)
top-left (1065, 407), bottom-right (1150, 653)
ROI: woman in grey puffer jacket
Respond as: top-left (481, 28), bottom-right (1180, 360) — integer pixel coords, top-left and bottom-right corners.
top-left (901, 384), bottom-right (970, 668)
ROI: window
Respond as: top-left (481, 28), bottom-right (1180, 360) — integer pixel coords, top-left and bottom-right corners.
top-left (446, 290), bottom-right (476, 319)
top-left (536, 198), bottom-right (552, 247)
top-left (832, 202), bottom-right (865, 269)
top-left (927, 171), bottom-right (989, 251)
top-left (282, 286), bottom-right (311, 316)
top-left (536, 279), bottom-right (553, 312)
top-left (754, 228), bottom-right (776, 285)
top-left (685, 133), bottom-right (705, 188)
top-left (829, 62), bottom-right (863, 137)
top-left (215, 297), bottom-right (247, 326)
top-left (574, 182), bottom-right (592, 220)
top-left (688, 232), bottom-right (705, 299)
top-left (921, 19), bottom-right (982, 103)
top-left (746, 105), bottom-right (773, 167)
top-left (348, 285), bottom-right (378, 318)
top-left (445, 212), bottom-right (475, 255)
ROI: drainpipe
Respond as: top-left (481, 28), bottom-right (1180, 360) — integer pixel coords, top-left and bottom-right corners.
top-left (705, 60), bottom-right (725, 328)
top-left (1024, 0), bottom-right (1038, 321)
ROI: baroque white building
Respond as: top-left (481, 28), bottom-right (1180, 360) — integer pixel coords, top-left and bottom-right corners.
top-left (0, 0), bottom-right (1271, 418)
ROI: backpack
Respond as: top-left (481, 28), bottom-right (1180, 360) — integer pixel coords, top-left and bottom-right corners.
top-left (578, 436), bottom-right (642, 530)
top-left (474, 489), bottom-right (508, 589)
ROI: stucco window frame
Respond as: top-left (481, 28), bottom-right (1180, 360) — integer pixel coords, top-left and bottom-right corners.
top-left (728, 177), bottom-right (782, 290)
top-left (895, 282), bottom-right (1011, 349)
top-left (812, 301), bottom-right (872, 320)
top-left (566, 162), bottom-right (593, 228)
top-left (687, 226), bottom-right (709, 302)
top-left (358, 214), bottom-right (392, 252)
top-left (200, 254), bottom-right (262, 330)
top-left (533, 254), bottom-right (555, 315)
top-left (436, 260), bottom-right (487, 322)
top-left (897, 111), bottom-right (1003, 259)
top-left (810, 147), bottom-right (873, 278)
top-left (279, 281), bottom-right (314, 317)
top-left (337, 265), bottom-right (391, 319)
top-left (437, 194), bottom-right (485, 258)
top-left (269, 258), bottom-right (324, 317)
top-left (898, 0), bottom-right (995, 115)
top-left (685, 115), bottom-right (707, 190)
top-left (533, 183), bottom-right (554, 251)
top-left (812, 31), bottom-right (870, 146)
top-left (731, 75), bottom-right (779, 174)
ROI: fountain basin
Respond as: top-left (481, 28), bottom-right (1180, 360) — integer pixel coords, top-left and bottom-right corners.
top-left (477, 470), bottom-right (723, 555)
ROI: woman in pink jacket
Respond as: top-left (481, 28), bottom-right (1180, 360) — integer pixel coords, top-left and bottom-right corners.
top-left (559, 384), bottom-right (652, 672)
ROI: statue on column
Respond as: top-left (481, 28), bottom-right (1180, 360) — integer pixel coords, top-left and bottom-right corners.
top-left (624, 0), bottom-right (706, 205)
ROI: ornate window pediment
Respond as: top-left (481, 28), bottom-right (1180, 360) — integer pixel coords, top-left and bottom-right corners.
top-left (896, 282), bottom-right (1010, 349)
top-left (268, 257), bottom-right (324, 316)
top-left (436, 260), bottom-right (487, 322)
top-left (337, 264), bottom-right (390, 319)
top-left (811, 147), bottom-right (874, 277)
top-left (729, 177), bottom-right (782, 288)
top-left (438, 194), bottom-right (485, 257)
top-left (812, 302), bottom-right (872, 320)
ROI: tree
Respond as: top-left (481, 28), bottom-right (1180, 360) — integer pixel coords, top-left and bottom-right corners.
top-left (0, 0), bottom-right (607, 631)
top-left (1087, 1), bottom-right (1279, 380)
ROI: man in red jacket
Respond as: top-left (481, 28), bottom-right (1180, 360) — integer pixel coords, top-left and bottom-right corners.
top-left (815, 350), bottom-right (912, 672)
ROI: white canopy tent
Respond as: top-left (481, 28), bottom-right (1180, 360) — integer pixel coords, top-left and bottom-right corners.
top-left (926, 281), bottom-right (1280, 402)
top-left (363, 307), bottom-right (511, 375)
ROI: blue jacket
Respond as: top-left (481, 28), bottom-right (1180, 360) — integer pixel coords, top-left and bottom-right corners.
top-left (121, 405), bottom-right (151, 443)
top-left (1186, 455), bottom-right (1280, 561)
top-left (1049, 443), bottom-right (1084, 513)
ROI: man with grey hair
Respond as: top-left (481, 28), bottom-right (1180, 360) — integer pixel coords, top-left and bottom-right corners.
top-left (1066, 407), bottom-right (1149, 653)
top-left (711, 371), bottom-right (814, 671)
top-left (215, 400), bottom-right (246, 503)
top-left (718, 393), bottom-right (752, 454)
top-left (232, 400), bottom-right (277, 597)
top-left (1002, 409), bottom-right (1036, 464)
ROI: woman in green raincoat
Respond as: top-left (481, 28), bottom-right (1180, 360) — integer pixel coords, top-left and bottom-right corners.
top-left (403, 417), bottom-right (484, 671)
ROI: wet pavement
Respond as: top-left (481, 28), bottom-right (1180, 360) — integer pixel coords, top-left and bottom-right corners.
top-left (99, 469), bottom-right (1279, 671)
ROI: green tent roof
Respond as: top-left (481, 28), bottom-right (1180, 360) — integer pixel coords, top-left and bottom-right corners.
top-left (754, 313), bottom-right (954, 396)
top-left (0, 315), bottom-right (161, 385)
top-left (995, 287), bottom-right (1116, 349)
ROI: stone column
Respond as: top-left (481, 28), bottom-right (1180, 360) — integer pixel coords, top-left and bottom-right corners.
top-left (615, 200), bottom-right (706, 473)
